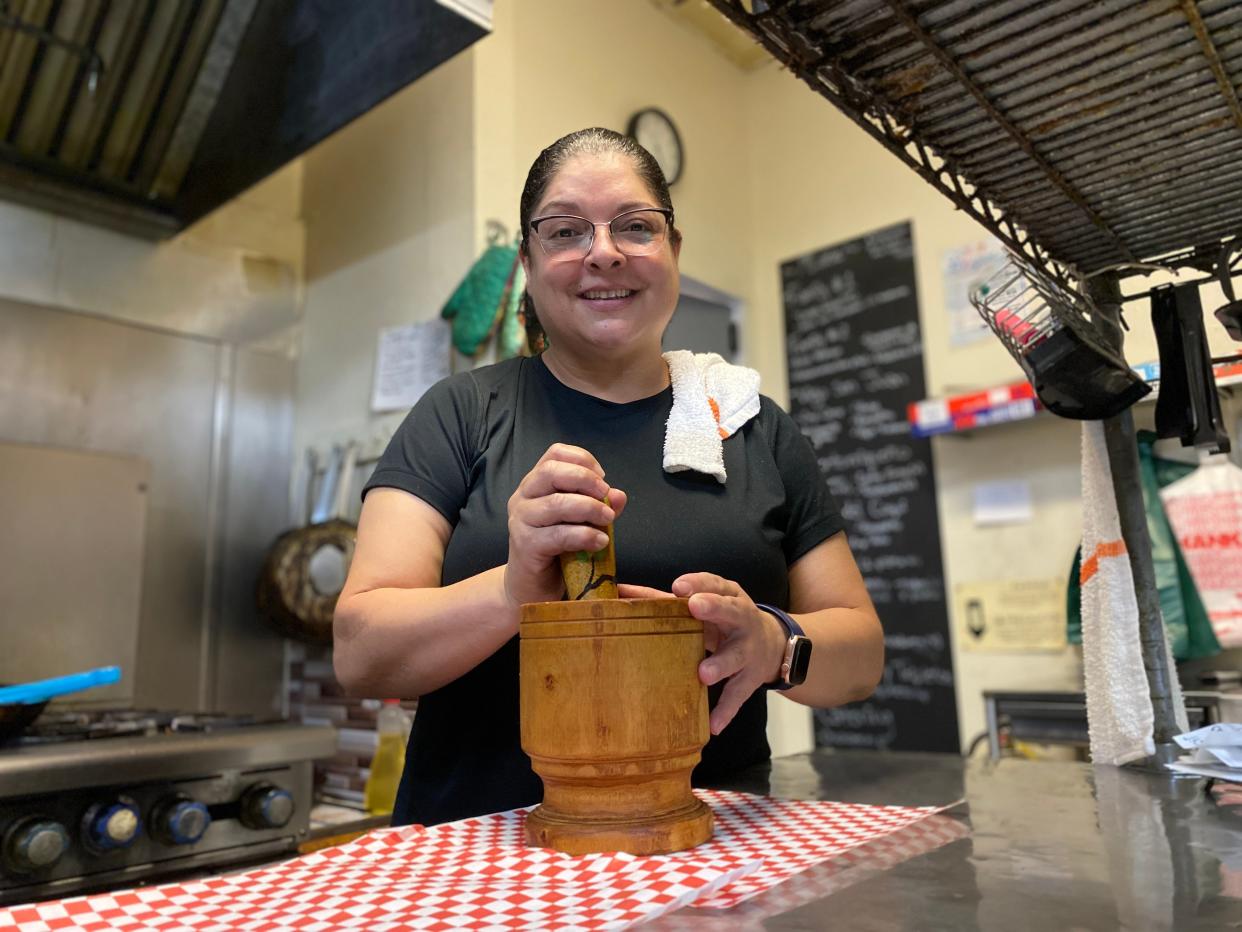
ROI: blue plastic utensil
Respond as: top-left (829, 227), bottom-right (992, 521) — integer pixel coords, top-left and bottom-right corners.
top-left (0, 666), bottom-right (122, 705)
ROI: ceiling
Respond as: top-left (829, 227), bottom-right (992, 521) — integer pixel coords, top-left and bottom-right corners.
top-left (649, 0), bottom-right (771, 69)
top-left (0, 0), bottom-right (487, 238)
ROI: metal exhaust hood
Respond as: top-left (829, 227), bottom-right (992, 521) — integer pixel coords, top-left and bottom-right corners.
top-left (0, 0), bottom-right (488, 239)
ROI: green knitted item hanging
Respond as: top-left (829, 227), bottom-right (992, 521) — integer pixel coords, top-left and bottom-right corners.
top-left (498, 259), bottom-right (527, 359)
top-left (441, 241), bottom-right (518, 356)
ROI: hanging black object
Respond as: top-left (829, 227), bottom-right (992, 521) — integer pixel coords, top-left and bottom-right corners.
top-left (1217, 302), bottom-right (1242, 340)
top-left (1017, 324), bottom-right (1152, 420)
top-left (1213, 244), bottom-right (1242, 341)
top-left (1151, 283), bottom-right (1230, 454)
top-left (971, 255), bottom-right (1150, 420)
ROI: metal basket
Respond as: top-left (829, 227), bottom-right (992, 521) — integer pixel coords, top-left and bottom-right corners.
top-left (969, 252), bottom-right (1150, 420)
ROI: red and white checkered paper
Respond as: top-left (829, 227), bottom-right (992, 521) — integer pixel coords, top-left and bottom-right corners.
top-left (0, 791), bottom-right (959, 931)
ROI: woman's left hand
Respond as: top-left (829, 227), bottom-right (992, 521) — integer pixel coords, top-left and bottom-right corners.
top-left (618, 573), bottom-right (787, 735)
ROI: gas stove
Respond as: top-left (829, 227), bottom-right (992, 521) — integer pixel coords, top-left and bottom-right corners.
top-left (0, 708), bottom-right (336, 905)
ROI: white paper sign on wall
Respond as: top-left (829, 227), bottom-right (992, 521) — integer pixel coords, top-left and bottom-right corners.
top-left (972, 479), bottom-right (1033, 526)
top-left (955, 578), bottom-right (1067, 652)
top-left (371, 320), bottom-right (452, 413)
top-left (942, 239), bottom-right (1008, 346)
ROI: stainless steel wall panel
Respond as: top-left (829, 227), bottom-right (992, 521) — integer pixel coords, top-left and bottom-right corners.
top-left (0, 297), bottom-right (291, 713)
top-left (213, 347), bottom-right (295, 716)
top-left (0, 297), bottom-right (215, 709)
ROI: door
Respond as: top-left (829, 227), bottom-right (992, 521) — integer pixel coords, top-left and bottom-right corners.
top-left (662, 289), bottom-right (738, 361)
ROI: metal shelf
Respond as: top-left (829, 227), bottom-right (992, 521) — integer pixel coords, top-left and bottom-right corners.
top-left (908, 360), bottom-right (1242, 437)
top-left (907, 379), bottom-right (1038, 437)
top-left (709, 0), bottom-right (1242, 284)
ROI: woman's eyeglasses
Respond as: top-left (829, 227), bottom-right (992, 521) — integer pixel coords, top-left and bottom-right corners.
top-left (529, 208), bottom-right (674, 262)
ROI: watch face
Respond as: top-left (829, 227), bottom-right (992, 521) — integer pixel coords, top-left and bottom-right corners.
top-left (629, 109), bottom-right (682, 185)
top-left (788, 637), bottom-right (812, 686)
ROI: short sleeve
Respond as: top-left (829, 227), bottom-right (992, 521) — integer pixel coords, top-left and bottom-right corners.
top-left (766, 399), bottom-right (846, 564)
top-left (362, 373), bottom-right (481, 525)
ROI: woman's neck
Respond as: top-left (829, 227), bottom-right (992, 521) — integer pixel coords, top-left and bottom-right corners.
top-left (541, 345), bottom-right (670, 403)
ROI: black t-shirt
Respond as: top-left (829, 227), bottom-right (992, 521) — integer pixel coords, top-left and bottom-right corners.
top-left (364, 354), bottom-right (843, 826)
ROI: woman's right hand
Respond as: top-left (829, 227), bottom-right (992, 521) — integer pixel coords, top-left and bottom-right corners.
top-left (504, 443), bottom-right (627, 608)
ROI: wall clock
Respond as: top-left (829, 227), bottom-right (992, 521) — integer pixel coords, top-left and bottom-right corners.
top-left (626, 108), bottom-right (684, 186)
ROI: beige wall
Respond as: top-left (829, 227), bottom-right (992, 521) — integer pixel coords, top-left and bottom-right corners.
top-left (468, 0), bottom-right (815, 753)
top-left (471, 0), bottom-right (754, 308)
top-left (737, 64), bottom-right (1089, 748)
top-left (297, 52), bottom-right (476, 467)
top-left (292, 0), bottom-right (1242, 754)
top-left (294, 0), bottom-right (816, 751)
top-left (0, 0), bottom-right (1231, 742)
top-left (739, 59), bottom-right (1242, 748)
top-left (289, 0), bottom-right (1084, 755)
top-left (297, 0), bottom-right (760, 461)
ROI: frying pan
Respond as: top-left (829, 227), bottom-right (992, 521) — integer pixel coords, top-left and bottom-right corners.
top-left (256, 442), bottom-right (357, 645)
top-left (0, 694), bottom-right (48, 743)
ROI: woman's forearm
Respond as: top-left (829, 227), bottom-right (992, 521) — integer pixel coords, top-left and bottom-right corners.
top-left (784, 607), bottom-right (884, 708)
top-left (333, 565), bottom-right (519, 698)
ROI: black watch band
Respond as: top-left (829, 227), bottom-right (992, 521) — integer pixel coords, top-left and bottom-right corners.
top-left (755, 603), bottom-right (813, 691)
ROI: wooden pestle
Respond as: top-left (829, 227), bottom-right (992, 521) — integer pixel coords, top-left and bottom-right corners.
top-left (558, 494), bottom-right (618, 600)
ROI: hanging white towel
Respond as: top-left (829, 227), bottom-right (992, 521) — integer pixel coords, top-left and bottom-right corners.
top-left (1080, 421), bottom-right (1157, 766)
top-left (662, 350), bottom-right (761, 484)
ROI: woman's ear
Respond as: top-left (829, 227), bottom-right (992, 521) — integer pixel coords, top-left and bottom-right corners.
top-left (519, 244), bottom-right (532, 277)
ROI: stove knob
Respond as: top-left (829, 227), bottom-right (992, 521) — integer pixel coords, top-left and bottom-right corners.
top-left (82, 798), bottom-right (142, 853)
top-left (240, 784), bottom-right (294, 830)
top-left (3, 819), bottom-right (70, 873)
top-left (152, 796), bottom-right (211, 846)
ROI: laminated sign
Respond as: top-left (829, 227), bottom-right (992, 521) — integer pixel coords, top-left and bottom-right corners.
top-left (1161, 460), bottom-right (1242, 648)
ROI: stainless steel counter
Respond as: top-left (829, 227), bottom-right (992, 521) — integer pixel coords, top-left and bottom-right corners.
top-left (648, 750), bottom-right (1242, 931)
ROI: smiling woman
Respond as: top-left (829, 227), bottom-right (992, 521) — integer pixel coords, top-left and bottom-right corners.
top-left (332, 128), bottom-right (885, 828)
top-left (518, 132), bottom-right (684, 392)
top-left (523, 153), bottom-right (680, 376)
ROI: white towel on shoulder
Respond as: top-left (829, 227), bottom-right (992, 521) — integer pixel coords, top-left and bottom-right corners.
top-left (662, 350), bottom-right (761, 484)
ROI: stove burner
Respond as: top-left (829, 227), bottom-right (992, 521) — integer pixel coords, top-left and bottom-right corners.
top-left (8, 709), bottom-right (262, 746)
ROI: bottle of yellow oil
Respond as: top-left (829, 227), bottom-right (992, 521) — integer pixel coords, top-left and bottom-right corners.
top-left (363, 700), bottom-right (409, 816)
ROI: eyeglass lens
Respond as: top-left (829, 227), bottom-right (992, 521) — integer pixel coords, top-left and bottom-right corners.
top-left (534, 209), bottom-right (668, 259)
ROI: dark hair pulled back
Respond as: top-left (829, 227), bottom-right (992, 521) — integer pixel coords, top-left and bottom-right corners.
top-left (518, 128), bottom-right (680, 353)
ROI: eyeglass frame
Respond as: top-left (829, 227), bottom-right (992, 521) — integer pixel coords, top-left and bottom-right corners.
top-left (527, 207), bottom-right (675, 260)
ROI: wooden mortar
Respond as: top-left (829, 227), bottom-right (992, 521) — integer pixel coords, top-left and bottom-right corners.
top-left (519, 513), bottom-right (713, 855)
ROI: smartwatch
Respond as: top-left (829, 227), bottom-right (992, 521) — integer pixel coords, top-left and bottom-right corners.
top-left (755, 603), bottom-right (812, 690)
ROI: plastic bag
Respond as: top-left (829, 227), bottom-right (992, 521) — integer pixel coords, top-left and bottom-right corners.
top-left (1160, 457), bottom-right (1242, 648)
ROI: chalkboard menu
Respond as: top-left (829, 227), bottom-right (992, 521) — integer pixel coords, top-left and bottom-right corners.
top-left (782, 221), bottom-right (960, 753)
